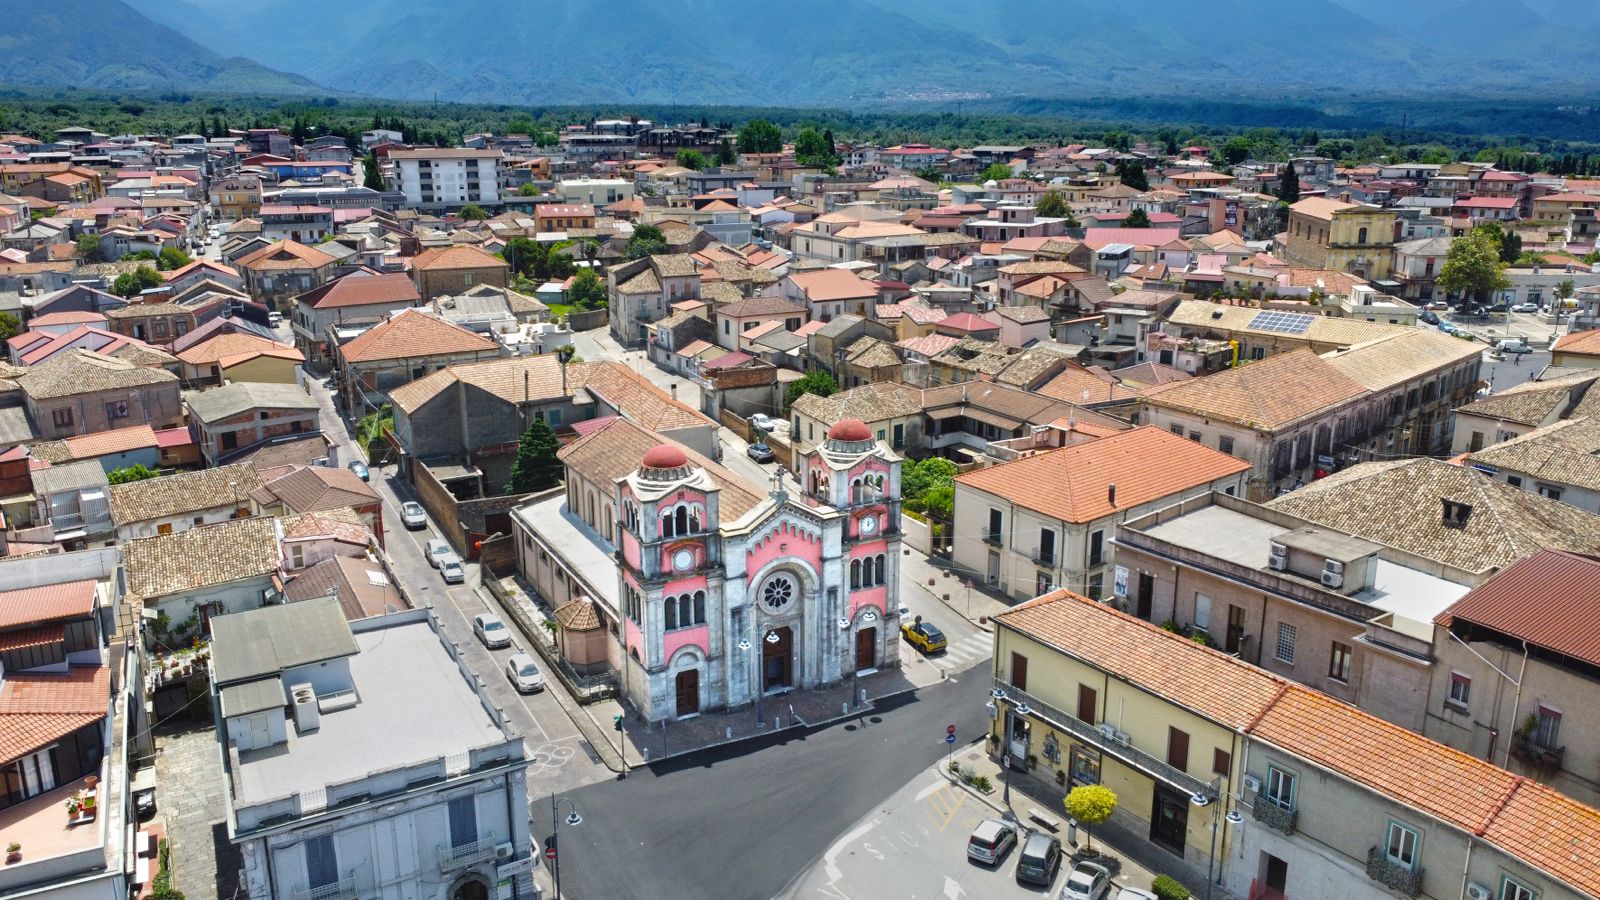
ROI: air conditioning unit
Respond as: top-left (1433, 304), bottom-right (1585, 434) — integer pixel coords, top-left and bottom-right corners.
top-left (1097, 723), bottom-right (1118, 741)
top-left (1323, 559), bottom-right (1345, 575)
top-left (1268, 542), bottom-right (1287, 560)
top-left (1321, 571), bottom-right (1344, 589)
top-left (1242, 774), bottom-right (1262, 794)
top-left (1267, 555), bottom-right (1288, 572)
top-left (1466, 883), bottom-right (1491, 900)
top-left (494, 842), bottom-right (515, 860)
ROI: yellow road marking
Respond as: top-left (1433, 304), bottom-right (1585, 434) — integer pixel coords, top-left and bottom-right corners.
top-left (925, 785), bottom-right (967, 832)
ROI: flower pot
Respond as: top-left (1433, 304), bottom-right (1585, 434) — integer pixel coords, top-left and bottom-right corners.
top-left (6, 851), bottom-right (19, 864)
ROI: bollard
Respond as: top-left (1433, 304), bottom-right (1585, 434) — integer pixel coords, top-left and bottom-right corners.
top-left (726, 726), bottom-right (733, 740)
top-left (842, 702), bottom-right (849, 715)
top-left (642, 748), bottom-right (649, 762)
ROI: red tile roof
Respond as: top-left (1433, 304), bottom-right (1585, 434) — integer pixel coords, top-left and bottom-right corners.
top-left (0, 666), bottom-right (109, 764)
top-left (64, 425), bottom-right (158, 460)
top-left (1434, 549), bottom-right (1600, 666)
top-left (411, 245), bottom-right (508, 271)
top-left (296, 273), bottom-right (421, 310)
top-left (339, 309), bottom-right (498, 363)
top-left (0, 580), bottom-right (97, 629)
top-left (154, 427), bottom-right (195, 449)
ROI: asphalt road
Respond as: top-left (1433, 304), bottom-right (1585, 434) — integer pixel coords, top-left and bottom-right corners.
top-left (548, 672), bottom-right (995, 900)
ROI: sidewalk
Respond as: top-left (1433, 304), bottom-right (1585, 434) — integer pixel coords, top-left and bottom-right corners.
top-left (942, 740), bottom-right (1239, 900)
top-left (899, 546), bottom-right (1012, 630)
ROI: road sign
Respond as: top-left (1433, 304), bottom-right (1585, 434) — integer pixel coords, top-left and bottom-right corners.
top-left (946, 724), bottom-right (957, 735)
top-left (945, 733), bottom-right (956, 745)
top-left (545, 847), bottom-right (557, 861)
top-left (1003, 755), bottom-right (1012, 769)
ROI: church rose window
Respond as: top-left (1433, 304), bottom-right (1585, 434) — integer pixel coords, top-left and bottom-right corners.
top-left (762, 574), bottom-right (796, 613)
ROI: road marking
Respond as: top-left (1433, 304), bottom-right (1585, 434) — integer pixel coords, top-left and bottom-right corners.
top-left (817, 815), bottom-right (879, 899)
top-left (942, 874), bottom-right (967, 899)
top-left (914, 779), bottom-right (947, 802)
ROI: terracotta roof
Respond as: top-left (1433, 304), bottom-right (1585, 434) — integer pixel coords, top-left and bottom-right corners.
top-left (63, 424), bottom-right (158, 460)
top-left (27, 311), bottom-right (106, 328)
top-left (1319, 329), bottom-right (1482, 393)
top-left (295, 273), bottom-right (421, 310)
top-left (789, 268), bottom-right (879, 302)
top-left (18, 349), bottom-right (177, 400)
top-left (282, 555), bottom-right (406, 621)
top-left (1268, 459), bottom-right (1600, 572)
top-left (1289, 196), bottom-right (1357, 220)
top-left (937, 312), bottom-right (999, 333)
top-left (124, 516), bottom-right (281, 601)
top-left (1144, 349), bottom-right (1368, 431)
top-left (957, 426), bottom-right (1249, 523)
top-left (922, 380), bottom-right (1127, 432)
top-left (176, 332), bottom-right (302, 367)
top-left (616, 268), bottom-right (661, 295)
top-left (234, 239), bottom-right (337, 271)
top-left (1476, 781), bottom-right (1600, 896)
top-left (1436, 548), bottom-right (1600, 665)
top-left (1551, 329), bottom-right (1600, 357)
top-left (717, 297), bottom-right (806, 319)
top-left (1455, 372), bottom-right (1598, 426)
top-left (0, 665), bottom-right (109, 764)
top-left (553, 597), bottom-right (602, 631)
top-left (0, 579), bottom-right (97, 629)
top-left (256, 465), bottom-right (379, 514)
top-left (559, 417), bottom-right (762, 518)
top-left (108, 463), bottom-right (262, 525)
top-left (411, 245), bottom-right (508, 271)
top-left (1467, 417), bottom-right (1600, 491)
top-left (339, 309), bottom-right (497, 363)
top-left (1037, 364), bottom-right (1141, 405)
top-left (896, 334), bottom-right (960, 357)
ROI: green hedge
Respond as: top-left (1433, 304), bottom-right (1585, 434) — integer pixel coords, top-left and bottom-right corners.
top-left (1151, 875), bottom-right (1191, 900)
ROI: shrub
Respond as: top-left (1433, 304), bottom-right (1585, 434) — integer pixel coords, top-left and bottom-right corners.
top-left (1151, 875), bottom-right (1191, 900)
top-left (969, 775), bottom-right (993, 793)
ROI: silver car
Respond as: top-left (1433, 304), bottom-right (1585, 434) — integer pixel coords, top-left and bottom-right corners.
top-left (400, 501), bottom-right (427, 529)
top-left (966, 818), bottom-right (1016, 865)
top-left (438, 553), bottom-right (465, 584)
top-left (473, 613), bottom-right (511, 649)
top-left (505, 653), bottom-right (543, 693)
top-left (1061, 860), bottom-right (1112, 900)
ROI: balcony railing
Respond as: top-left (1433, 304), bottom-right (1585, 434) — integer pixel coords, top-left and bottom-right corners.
top-left (1366, 847), bottom-right (1424, 897)
top-left (1251, 798), bottom-right (1297, 835)
top-left (1511, 734), bottom-right (1565, 772)
top-left (438, 838), bottom-right (499, 872)
top-left (296, 879), bottom-right (357, 900)
top-left (993, 678), bottom-right (1217, 799)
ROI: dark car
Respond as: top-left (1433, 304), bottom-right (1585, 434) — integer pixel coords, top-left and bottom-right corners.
top-left (347, 460), bottom-right (370, 481)
top-left (1015, 832), bottom-right (1062, 885)
top-left (1419, 311), bottom-right (1439, 325)
top-left (1485, 302), bottom-right (1510, 313)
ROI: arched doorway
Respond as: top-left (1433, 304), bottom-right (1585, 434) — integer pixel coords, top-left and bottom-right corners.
top-left (762, 626), bottom-right (793, 691)
top-left (675, 668), bottom-right (700, 717)
top-left (451, 876), bottom-right (490, 900)
top-left (855, 625), bottom-right (877, 672)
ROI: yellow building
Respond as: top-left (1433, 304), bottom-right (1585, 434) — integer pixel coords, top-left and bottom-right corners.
top-left (1324, 206), bottom-right (1397, 281)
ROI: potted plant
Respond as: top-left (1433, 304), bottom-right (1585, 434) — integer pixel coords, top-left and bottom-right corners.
top-left (1026, 754), bottom-right (1038, 771)
top-left (6, 842), bottom-right (19, 864)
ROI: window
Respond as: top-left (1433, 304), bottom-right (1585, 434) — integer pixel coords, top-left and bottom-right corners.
top-left (1385, 821), bottom-right (1419, 869)
top-left (1010, 652), bottom-right (1028, 692)
top-left (1329, 641), bottom-right (1352, 683)
top-left (1535, 705), bottom-right (1562, 748)
top-left (1087, 572), bottom-right (1103, 600)
top-left (1170, 424), bottom-right (1184, 436)
top-left (987, 509), bottom-right (1003, 544)
top-left (1167, 727), bottom-right (1189, 771)
top-left (1447, 672), bottom-right (1471, 709)
top-left (1264, 765), bottom-right (1296, 810)
top-left (52, 408), bottom-right (74, 429)
top-left (1088, 530), bottom-right (1104, 566)
top-left (304, 834), bottom-right (338, 890)
top-left (1219, 435), bottom-right (1234, 455)
top-left (1537, 484), bottom-right (1563, 502)
top-left (1213, 748), bottom-right (1231, 776)
top-left (448, 796), bottom-right (478, 849)
top-left (1507, 475), bottom-right (1523, 488)
top-left (892, 423), bottom-right (904, 450)
top-left (1187, 431), bottom-right (1201, 443)
top-left (1501, 877), bottom-right (1538, 900)
top-left (1194, 593), bottom-right (1212, 634)
top-left (1275, 623), bottom-right (1297, 664)
top-left (1038, 529), bottom-right (1055, 565)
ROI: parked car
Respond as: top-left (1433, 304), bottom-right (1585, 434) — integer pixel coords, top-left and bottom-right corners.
top-left (1437, 321), bottom-right (1458, 334)
top-left (966, 818), bottom-right (1017, 865)
top-left (505, 653), bottom-right (544, 693)
top-left (267, 311), bottom-right (283, 328)
top-left (901, 620), bottom-right (947, 654)
top-left (1511, 302), bottom-right (1540, 313)
top-left (1495, 338), bottom-right (1532, 355)
top-left (438, 553), bottom-right (465, 584)
top-left (473, 613), bottom-right (511, 649)
top-left (347, 460), bottom-right (369, 481)
top-left (1419, 311), bottom-right (1439, 325)
top-left (1015, 832), bottom-right (1063, 886)
top-left (750, 413), bottom-right (775, 433)
top-left (747, 443), bottom-right (775, 463)
top-left (1061, 860), bottom-right (1112, 899)
top-left (1485, 302), bottom-right (1510, 313)
top-left (401, 501), bottom-right (427, 529)
top-left (425, 538), bottom-right (452, 567)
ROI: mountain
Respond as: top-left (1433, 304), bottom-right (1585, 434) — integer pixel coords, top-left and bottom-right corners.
top-left (59, 0), bottom-right (1600, 105)
top-left (0, 0), bottom-right (323, 95)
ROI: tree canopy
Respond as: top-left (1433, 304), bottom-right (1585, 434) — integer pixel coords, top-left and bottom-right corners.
top-left (362, 153), bottom-right (385, 191)
top-left (1277, 159), bottom-right (1300, 204)
top-left (505, 418), bottom-right (563, 494)
top-left (112, 266), bottom-right (163, 298)
top-left (157, 246), bottom-right (192, 271)
top-left (793, 127), bottom-right (839, 169)
top-left (675, 148), bottom-right (706, 171)
top-left (736, 119), bottom-right (782, 154)
top-left (1035, 190), bottom-right (1068, 219)
top-left (1063, 785), bottom-right (1118, 853)
top-left (108, 464), bottom-right (159, 485)
top-left (980, 162), bottom-right (1014, 182)
top-left (458, 204), bottom-right (487, 221)
top-left (783, 369), bottom-right (839, 414)
top-left (1121, 209), bottom-right (1152, 228)
top-left (624, 223), bottom-right (668, 260)
top-left (568, 268), bottom-right (607, 310)
top-left (1114, 159), bottom-right (1149, 191)
top-left (1436, 228), bottom-right (1510, 307)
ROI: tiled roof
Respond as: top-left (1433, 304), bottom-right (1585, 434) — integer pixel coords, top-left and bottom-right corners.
top-left (17, 348), bottom-right (176, 400)
top-left (295, 273), bottom-right (420, 310)
top-left (175, 331), bottom-right (303, 367)
top-left (1436, 548), bottom-right (1600, 666)
top-left (63, 424), bottom-right (158, 460)
top-left (1288, 196), bottom-right (1357, 220)
top-left (108, 463), bottom-right (262, 525)
top-left (1551, 329), bottom-right (1600, 357)
top-left (717, 296), bottom-right (806, 319)
top-left (1467, 417), bottom-right (1600, 491)
top-left (234, 239), bottom-right (337, 271)
top-left (185, 381), bottom-right (318, 424)
top-left (282, 555), bottom-right (405, 621)
top-left (937, 312), bottom-right (998, 333)
top-left (792, 382), bottom-right (923, 426)
top-left (0, 579), bottom-right (97, 629)
top-left (652, 253), bottom-right (699, 278)
top-left (0, 665), bottom-right (109, 764)
top-left (1036, 364), bottom-right (1141, 405)
top-left (896, 334), bottom-right (960, 357)
top-left (789, 268), bottom-right (879, 302)
top-left (123, 516), bottom-right (280, 600)
top-left (154, 427), bottom-right (193, 449)
top-left (279, 508), bottom-right (371, 546)
top-left (956, 426), bottom-right (1250, 523)
top-left (1268, 459), bottom-right (1600, 572)
top-left (559, 417), bottom-right (762, 518)
top-left (616, 268), bottom-right (661, 295)
top-left (844, 336), bottom-right (902, 370)
top-left (339, 309), bottom-right (497, 363)
top-left (1455, 372), bottom-right (1598, 426)
top-left (1319, 329), bottom-right (1482, 393)
top-left (256, 465), bottom-right (379, 514)
top-left (411, 245), bottom-right (507, 271)
top-left (922, 380), bottom-right (1127, 432)
top-left (1144, 349), bottom-right (1368, 431)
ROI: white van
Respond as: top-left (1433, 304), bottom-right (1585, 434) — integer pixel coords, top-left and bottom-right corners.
top-left (1495, 339), bottom-right (1532, 355)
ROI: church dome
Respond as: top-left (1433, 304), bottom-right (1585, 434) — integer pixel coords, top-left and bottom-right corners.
top-left (641, 443), bottom-right (689, 470)
top-left (827, 419), bottom-right (871, 442)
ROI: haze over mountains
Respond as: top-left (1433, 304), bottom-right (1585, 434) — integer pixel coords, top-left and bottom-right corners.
top-left (11, 0), bottom-right (1600, 106)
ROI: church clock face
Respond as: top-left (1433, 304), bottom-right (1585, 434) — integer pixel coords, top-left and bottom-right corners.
top-left (672, 548), bottom-right (695, 572)
top-left (859, 515), bottom-right (878, 536)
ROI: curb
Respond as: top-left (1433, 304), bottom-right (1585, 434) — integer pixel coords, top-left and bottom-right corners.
top-left (918, 578), bottom-right (995, 633)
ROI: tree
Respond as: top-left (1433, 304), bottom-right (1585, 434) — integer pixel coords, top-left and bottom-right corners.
top-left (1436, 230), bottom-right (1510, 308)
top-left (362, 153), bottom-right (385, 191)
top-left (913, 165), bottom-right (944, 183)
top-left (108, 464), bottom-right (159, 485)
top-left (1473, 222), bottom-right (1521, 264)
top-left (675, 148), bottom-right (707, 171)
top-left (517, 183), bottom-right (540, 196)
top-left (714, 138), bottom-right (737, 166)
top-left (1555, 279), bottom-right (1576, 304)
top-left (1063, 785), bottom-right (1118, 854)
top-left (783, 369), bottom-right (839, 414)
top-left (458, 204), bottom-right (487, 221)
top-left (356, 405), bottom-right (394, 462)
top-left (0, 312), bottom-right (20, 342)
top-left (1121, 209), bottom-right (1152, 228)
top-left (1221, 135), bottom-right (1253, 165)
top-left (76, 233), bottom-right (103, 262)
top-left (1277, 159), bottom-right (1300, 204)
top-left (505, 418), bottom-right (563, 494)
top-left (112, 266), bottom-right (163, 298)
top-left (1514, 252), bottom-right (1548, 267)
top-left (1115, 159), bottom-right (1149, 192)
top-left (980, 162), bottom-right (1014, 183)
top-left (902, 456), bottom-right (957, 501)
top-left (157, 246), bottom-right (192, 271)
top-left (625, 223), bottom-right (667, 260)
top-left (1036, 190), bottom-right (1069, 219)
top-left (568, 268), bottom-right (607, 310)
top-left (794, 127), bottom-right (837, 169)
top-left (736, 119), bottom-right (782, 154)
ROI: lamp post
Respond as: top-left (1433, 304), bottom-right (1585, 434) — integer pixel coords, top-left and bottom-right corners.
top-left (736, 628), bottom-right (781, 726)
top-left (1189, 782), bottom-right (1239, 900)
top-left (838, 607), bottom-right (878, 708)
top-left (549, 795), bottom-right (582, 899)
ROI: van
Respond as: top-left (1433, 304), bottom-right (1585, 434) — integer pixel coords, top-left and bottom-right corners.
top-left (966, 818), bottom-right (1016, 865)
top-left (1495, 339), bottom-right (1531, 355)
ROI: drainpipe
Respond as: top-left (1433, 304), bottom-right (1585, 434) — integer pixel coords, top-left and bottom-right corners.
top-left (1457, 834), bottom-right (1477, 900)
top-left (1500, 640), bottom-right (1532, 768)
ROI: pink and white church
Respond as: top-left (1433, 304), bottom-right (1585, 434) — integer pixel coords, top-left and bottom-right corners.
top-left (614, 419), bottom-right (903, 722)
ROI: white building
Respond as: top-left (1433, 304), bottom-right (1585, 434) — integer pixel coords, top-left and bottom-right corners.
top-left (555, 178), bottom-right (633, 206)
top-left (389, 149), bottom-right (503, 211)
top-left (213, 600), bottom-right (534, 900)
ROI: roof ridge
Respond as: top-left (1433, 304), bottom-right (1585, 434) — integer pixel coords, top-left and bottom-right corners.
top-left (1476, 776), bottom-right (1528, 837)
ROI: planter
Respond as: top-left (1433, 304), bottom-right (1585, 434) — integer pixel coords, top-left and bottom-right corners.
top-left (6, 851), bottom-right (19, 865)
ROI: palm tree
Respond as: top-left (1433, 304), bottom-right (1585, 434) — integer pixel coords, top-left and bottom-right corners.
top-left (357, 405), bottom-right (394, 463)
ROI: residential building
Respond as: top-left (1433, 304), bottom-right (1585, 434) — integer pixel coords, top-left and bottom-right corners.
top-left (1463, 417), bottom-right (1600, 513)
top-left (18, 349), bottom-right (183, 439)
top-left (607, 254), bottom-right (702, 346)
top-left (953, 427), bottom-right (1250, 602)
top-left (334, 308), bottom-right (501, 413)
top-left (410, 246), bottom-right (510, 301)
top-left (235, 240), bottom-right (340, 309)
top-left (122, 516), bottom-right (284, 627)
top-left (1427, 549), bottom-right (1600, 806)
top-left (713, 297), bottom-right (806, 352)
top-left (103, 301), bottom-right (198, 346)
top-left (281, 554), bottom-right (408, 621)
top-left (186, 381), bottom-right (321, 466)
top-left (175, 330), bottom-right (304, 386)
top-left (251, 464), bottom-right (386, 549)
top-left (783, 268), bottom-right (880, 323)
top-left (1452, 371), bottom-right (1600, 453)
top-left (532, 204), bottom-right (595, 233)
top-left (389, 148), bottom-right (504, 211)
top-left (30, 459), bottom-right (113, 546)
top-left (1550, 329), bottom-right (1600, 369)
top-left (1282, 196), bottom-right (1355, 269)
top-left (291, 272), bottom-right (424, 366)
top-left (211, 173), bottom-right (262, 220)
top-left (989, 590), bottom-right (1600, 900)
top-left (257, 205), bottom-right (334, 244)
top-left (1390, 235), bottom-right (1453, 302)
top-left (555, 178), bottom-right (633, 206)
top-left (108, 463), bottom-right (261, 541)
top-left (211, 600), bottom-right (533, 900)
top-left (791, 382), bottom-right (924, 458)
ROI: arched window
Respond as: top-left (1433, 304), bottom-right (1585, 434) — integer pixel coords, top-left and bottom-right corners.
top-left (850, 559), bottom-right (861, 589)
top-left (693, 591), bottom-right (705, 624)
top-left (674, 506), bottom-right (689, 536)
top-left (690, 509), bottom-right (701, 533)
top-left (876, 555), bottom-right (887, 585)
top-left (665, 597), bottom-right (677, 630)
top-left (661, 513), bottom-right (674, 538)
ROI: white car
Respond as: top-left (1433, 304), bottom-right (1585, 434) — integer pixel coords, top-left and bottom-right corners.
top-left (425, 538), bottom-right (452, 567)
top-left (438, 553), bottom-right (465, 585)
top-left (473, 613), bottom-right (511, 649)
top-left (1510, 302), bottom-right (1540, 313)
top-left (750, 413), bottom-right (775, 433)
top-left (401, 502), bottom-right (427, 529)
top-left (505, 653), bottom-right (544, 692)
top-left (1061, 860), bottom-right (1112, 900)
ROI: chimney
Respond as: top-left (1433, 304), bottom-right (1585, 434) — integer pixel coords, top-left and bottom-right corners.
top-left (670, 382), bottom-right (678, 402)
top-left (1108, 483), bottom-right (1117, 507)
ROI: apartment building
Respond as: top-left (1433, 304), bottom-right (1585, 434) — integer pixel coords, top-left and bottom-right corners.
top-left (389, 148), bottom-right (504, 211)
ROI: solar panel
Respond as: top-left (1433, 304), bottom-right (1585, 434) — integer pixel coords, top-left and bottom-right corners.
top-left (1247, 310), bottom-right (1316, 334)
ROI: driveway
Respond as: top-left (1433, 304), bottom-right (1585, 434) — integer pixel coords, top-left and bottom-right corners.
top-left (153, 722), bottom-right (240, 900)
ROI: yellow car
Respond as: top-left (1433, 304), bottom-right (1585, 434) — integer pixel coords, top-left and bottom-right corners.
top-left (901, 620), bottom-right (947, 654)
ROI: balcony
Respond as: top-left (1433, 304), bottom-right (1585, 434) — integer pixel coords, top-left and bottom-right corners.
top-left (1365, 847), bottom-right (1424, 897)
top-left (983, 532), bottom-right (1004, 547)
top-left (1033, 551), bottom-right (1056, 567)
top-left (296, 879), bottom-right (358, 900)
top-left (1511, 734), bottom-right (1565, 772)
top-left (438, 838), bottom-right (500, 872)
top-left (993, 678), bottom-right (1217, 799)
top-left (1251, 798), bottom-right (1297, 835)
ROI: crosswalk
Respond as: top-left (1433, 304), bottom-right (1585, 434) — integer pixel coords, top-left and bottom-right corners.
top-left (930, 632), bottom-right (993, 672)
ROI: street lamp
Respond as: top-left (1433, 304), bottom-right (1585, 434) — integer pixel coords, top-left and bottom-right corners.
top-left (1190, 782), bottom-right (1230, 900)
top-left (737, 628), bottom-right (781, 726)
top-left (548, 795), bottom-right (582, 899)
top-left (838, 608), bottom-right (878, 708)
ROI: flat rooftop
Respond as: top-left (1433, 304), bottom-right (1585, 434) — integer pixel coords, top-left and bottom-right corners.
top-left (513, 494), bottom-right (618, 611)
top-left (231, 618), bottom-right (506, 806)
top-left (1141, 504), bottom-right (1469, 626)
